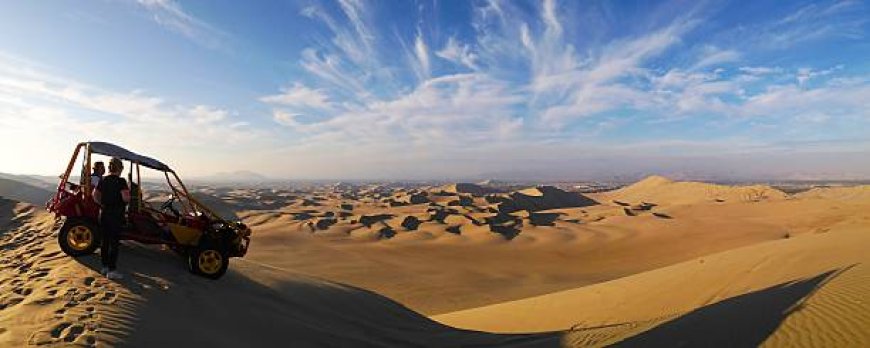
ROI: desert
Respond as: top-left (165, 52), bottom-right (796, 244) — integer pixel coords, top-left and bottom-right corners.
top-left (2, 174), bottom-right (869, 346)
top-left (2, 0), bottom-right (869, 346)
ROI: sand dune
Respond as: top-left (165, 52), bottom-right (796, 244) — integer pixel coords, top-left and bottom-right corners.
top-left (496, 186), bottom-right (598, 213)
top-left (593, 175), bottom-right (787, 206)
top-left (795, 185), bottom-right (870, 201)
top-left (228, 178), bottom-right (865, 315)
top-left (0, 199), bottom-right (558, 347)
top-left (437, 183), bottom-right (500, 196)
top-left (435, 202), bottom-right (870, 346)
top-left (3, 176), bottom-right (869, 346)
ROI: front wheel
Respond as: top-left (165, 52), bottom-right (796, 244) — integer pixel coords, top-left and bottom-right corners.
top-left (58, 219), bottom-right (101, 256)
top-left (188, 242), bottom-right (229, 279)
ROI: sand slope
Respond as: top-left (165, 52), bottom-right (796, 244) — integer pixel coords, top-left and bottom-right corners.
top-left (435, 211), bottom-right (870, 346)
top-left (3, 177), bottom-right (869, 347)
top-left (0, 200), bottom-right (558, 347)
top-left (243, 178), bottom-right (863, 315)
top-left (593, 175), bottom-right (787, 206)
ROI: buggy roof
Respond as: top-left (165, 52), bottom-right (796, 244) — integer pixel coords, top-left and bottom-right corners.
top-left (86, 141), bottom-right (172, 172)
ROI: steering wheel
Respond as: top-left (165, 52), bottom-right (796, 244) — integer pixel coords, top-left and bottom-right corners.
top-left (160, 194), bottom-right (181, 218)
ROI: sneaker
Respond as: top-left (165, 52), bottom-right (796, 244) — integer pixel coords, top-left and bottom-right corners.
top-left (100, 267), bottom-right (109, 276)
top-left (107, 270), bottom-right (123, 280)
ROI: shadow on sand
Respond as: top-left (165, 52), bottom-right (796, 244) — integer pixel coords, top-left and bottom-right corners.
top-left (612, 266), bottom-right (853, 347)
top-left (73, 242), bottom-right (561, 347)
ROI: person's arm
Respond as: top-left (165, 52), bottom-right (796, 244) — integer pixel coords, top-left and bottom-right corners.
top-left (93, 185), bottom-right (102, 206)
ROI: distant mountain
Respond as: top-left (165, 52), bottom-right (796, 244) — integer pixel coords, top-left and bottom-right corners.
top-left (0, 177), bottom-right (55, 205)
top-left (192, 170), bottom-right (274, 184)
top-left (0, 173), bottom-right (57, 190)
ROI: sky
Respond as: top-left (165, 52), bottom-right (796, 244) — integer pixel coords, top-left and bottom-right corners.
top-left (0, 0), bottom-right (868, 181)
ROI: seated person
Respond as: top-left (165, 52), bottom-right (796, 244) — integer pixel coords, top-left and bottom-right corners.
top-left (91, 161), bottom-right (105, 188)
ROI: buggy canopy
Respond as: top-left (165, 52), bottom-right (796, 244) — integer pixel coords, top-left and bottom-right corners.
top-left (87, 141), bottom-right (171, 172)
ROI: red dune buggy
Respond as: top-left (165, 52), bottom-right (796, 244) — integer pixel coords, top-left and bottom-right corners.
top-left (46, 141), bottom-right (251, 279)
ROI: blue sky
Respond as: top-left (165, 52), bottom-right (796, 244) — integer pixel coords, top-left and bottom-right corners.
top-left (0, 0), bottom-right (868, 180)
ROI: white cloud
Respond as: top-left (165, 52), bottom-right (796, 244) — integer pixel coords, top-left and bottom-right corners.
top-left (796, 65), bottom-right (843, 86)
top-left (256, 0), bottom-right (870, 179)
top-left (260, 83), bottom-right (334, 110)
top-left (299, 49), bottom-right (371, 102)
top-left (436, 37), bottom-right (478, 70)
top-left (738, 66), bottom-right (782, 75)
top-left (271, 110), bottom-right (307, 130)
top-left (413, 31), bottom-right (431, 81)
top-left (693, 47), bottom-right (740, 69)
top-left (337, 0), bottom-right (375, 60)
top-left (301, 1), bottom-right (374, 68)
top-left (752, 0), bottom-right (865, 49)
top-left (267, 73), bottom-right (523, 147)
top-left (741, 80), bottom-right (869, 118)
top-left (135, 0), bottom-right (226, 49)
top-left (530, 18), bottom-right (696, 124)
top-left (189, 105), bottom-right (227, 124)
top-left (0, 54), bottom-right (269, 175)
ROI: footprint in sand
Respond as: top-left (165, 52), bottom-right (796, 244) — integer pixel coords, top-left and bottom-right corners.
top-left (76, 292), bottom-right (97, 302)
top-left (40, 250), bottom-right (62, 258)
top-left (62, 287), bottom-right (79, 299)
top-left (83, 277), bottom-right (96, 287)
top-left (99, 291), bottom-right (118, 304)
top-left (62, 324), bottom-right (85, 342)
top-left (78, 334), bottom-right (97, 347)
top-left (33, 297), bottom-right (56, 306)
top-left (27, 270), bottom-right (49, 281)
top-left (22, 246), bottom-right (45, 257)
top-left (12, 287), bottom-right (32, 296)
top-left (15, 262), bottom-right (32, 274)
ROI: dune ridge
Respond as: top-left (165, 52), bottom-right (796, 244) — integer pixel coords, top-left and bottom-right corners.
top-left (593, 175), bottom-right (788, 206)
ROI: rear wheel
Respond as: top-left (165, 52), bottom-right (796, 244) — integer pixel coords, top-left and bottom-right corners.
top-left (58, 219), bottom-right (101, 256)
top-left (188, 241), bottom-right (229, 280)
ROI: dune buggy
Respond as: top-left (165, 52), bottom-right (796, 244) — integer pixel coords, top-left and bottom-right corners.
top-left (46, 141), bottom-right (251, 279)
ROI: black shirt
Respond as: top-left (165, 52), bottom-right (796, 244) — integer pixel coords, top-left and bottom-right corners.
top-left (97, 175), bottom-right (128, 214)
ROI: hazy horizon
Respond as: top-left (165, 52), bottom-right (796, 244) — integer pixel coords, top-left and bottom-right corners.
top-left (1, 0), bottom-right (868, 180)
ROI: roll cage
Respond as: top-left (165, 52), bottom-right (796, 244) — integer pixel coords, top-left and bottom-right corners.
top-left (48, 141), bottom-right (227, 224)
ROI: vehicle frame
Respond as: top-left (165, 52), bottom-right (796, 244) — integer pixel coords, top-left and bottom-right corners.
top-left (46, 141), bottom-right (251, 279)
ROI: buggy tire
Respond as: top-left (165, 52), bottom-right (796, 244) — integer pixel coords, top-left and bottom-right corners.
top-left (188, 241), bottom-right (229, 280)
top-left (58, 219), bottom-right (101, 257)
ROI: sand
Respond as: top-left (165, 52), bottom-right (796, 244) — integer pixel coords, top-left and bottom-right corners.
top-left (435, 219), bottom-right (870, 346)
top-left (0, 176), bottom-right (868, 346)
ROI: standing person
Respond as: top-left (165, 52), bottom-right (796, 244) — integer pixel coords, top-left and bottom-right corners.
top-left (93, 157), bottom-right (130, 280)
top-left (90, 161), bottom-right (105, 188)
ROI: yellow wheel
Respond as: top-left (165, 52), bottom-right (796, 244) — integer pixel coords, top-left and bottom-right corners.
top-left (67, 225), bottom-right (94, 251)
top-left (59, 219), bottom-right (101, 256)
top-left (188, 244), bottom-right (229, 279)
top-left (198, 250), bottom-right (223, 275)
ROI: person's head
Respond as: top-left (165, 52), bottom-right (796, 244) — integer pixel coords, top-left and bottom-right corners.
top-left (93, 161), bottom-right (105, 176)
top-left (108, 157), bottom-right (124, 175)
